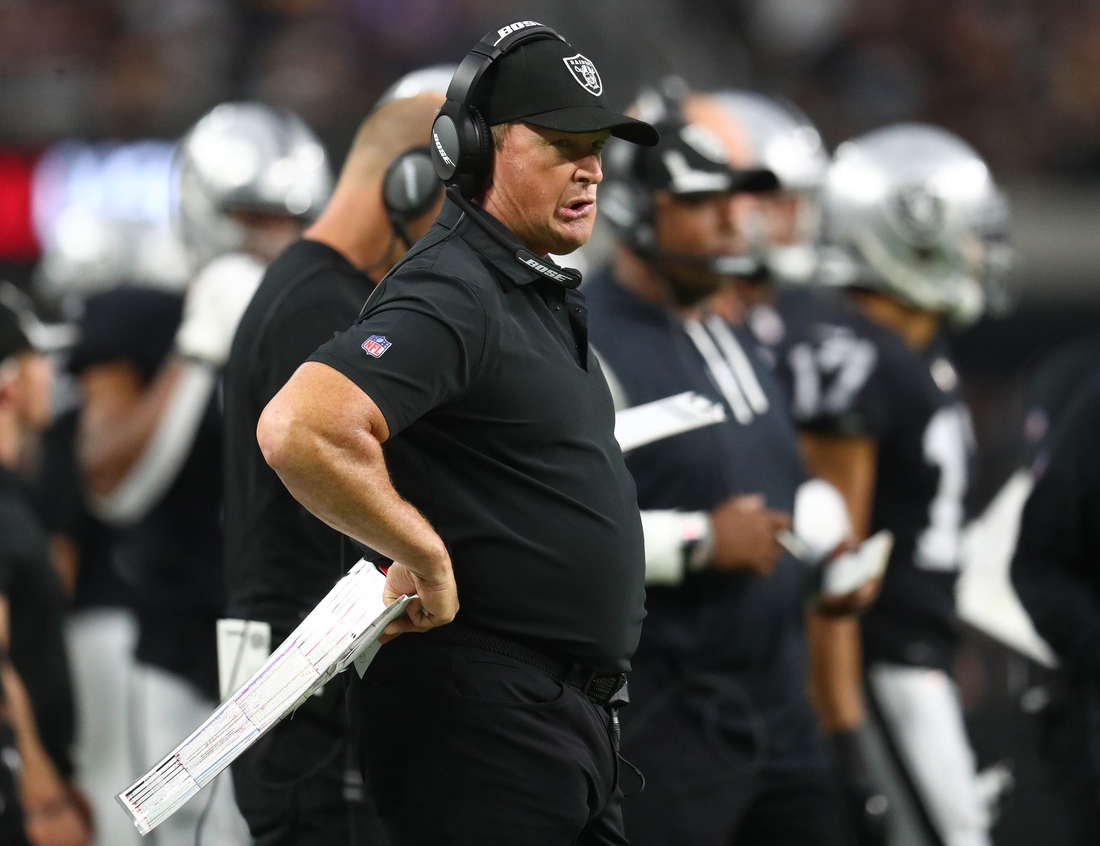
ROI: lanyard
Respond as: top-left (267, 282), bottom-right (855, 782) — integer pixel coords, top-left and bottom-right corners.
top-left (683, 317), bottom-right (768, 425)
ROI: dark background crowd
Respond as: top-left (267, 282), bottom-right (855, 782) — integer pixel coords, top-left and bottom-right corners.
top-left (3, 0), bottom-right (1100, 506)
top-left (2, 2), bottom-right (1100, 845)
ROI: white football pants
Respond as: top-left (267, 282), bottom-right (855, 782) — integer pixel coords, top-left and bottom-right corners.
top-left (868, 662), bottom-right (991, 846)
top-left (66, 608), bottom-right (141, 846)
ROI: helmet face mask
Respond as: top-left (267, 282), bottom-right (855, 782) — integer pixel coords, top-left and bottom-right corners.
top-left (820, 124), bottom-right (1010, 326)
top-left (174, 102), bottom-right (333, 268)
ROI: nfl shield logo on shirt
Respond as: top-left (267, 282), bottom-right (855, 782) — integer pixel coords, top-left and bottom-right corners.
top-left (362, 335), bottom-right (391, 358)
top-left (562, 54), bottom-right (603, 96)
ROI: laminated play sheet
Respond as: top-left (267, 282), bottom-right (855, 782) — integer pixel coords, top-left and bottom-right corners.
top-left (118, 560), bottom-right (411, 835)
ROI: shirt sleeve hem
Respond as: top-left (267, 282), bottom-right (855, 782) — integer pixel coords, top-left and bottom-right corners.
top-left (307, 349), bottom-right (408, 436)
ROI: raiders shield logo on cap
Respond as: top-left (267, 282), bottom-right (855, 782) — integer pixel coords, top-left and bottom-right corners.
top-left (562, 54), bottom-right (603, 96)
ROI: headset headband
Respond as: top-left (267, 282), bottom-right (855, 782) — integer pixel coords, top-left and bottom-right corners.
top-left (444, 24), bottom-right (567, 111)
top-left (431, 23), bottom-right (567, 197)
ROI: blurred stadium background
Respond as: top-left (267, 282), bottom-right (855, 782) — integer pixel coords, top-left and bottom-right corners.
top-left (4, 0), bottom-right (1100, 506)
top-left (1, 3), bottom-right (1098, 842)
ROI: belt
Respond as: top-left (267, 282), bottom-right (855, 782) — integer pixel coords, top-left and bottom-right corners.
top-left (422, 622), bottom-right (627, 706)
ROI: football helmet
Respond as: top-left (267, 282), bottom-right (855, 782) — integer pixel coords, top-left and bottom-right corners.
top-left (175, 102), bottom-right (333, 267)
top-left (713, 91), bottom-right (829, 283)
top-left (37, 212), bottom-right (191, 302)
top-left (818, 123), bottom-right (1009, 325)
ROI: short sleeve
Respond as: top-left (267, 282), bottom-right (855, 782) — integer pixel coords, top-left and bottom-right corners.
top-left (307, 272), bottom-right (487, 437)
top-left (69, 287), bottom-right (182, 381)
top-left (779, 321), bottom-right (888, 439)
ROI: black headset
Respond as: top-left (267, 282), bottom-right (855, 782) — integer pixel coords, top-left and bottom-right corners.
top-left (602, 87), bottom-right (763, 278)
top-left (430, 22), bottom-right (567, 198)
top-left (381, 145), bottom-right (443, 248)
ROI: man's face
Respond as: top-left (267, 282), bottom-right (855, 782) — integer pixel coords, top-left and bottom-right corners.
top-left (480, 123), bottom-right (610, 256)
top-left (651, 190), bottom-right (748, 306)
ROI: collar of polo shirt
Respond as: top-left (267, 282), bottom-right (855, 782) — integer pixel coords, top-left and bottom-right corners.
top-left (438, 194), bottom-right (583, 289)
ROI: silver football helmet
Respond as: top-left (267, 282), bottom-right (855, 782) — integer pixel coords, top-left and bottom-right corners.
top-left (376, 64), bottom-right (457, 106)
top-left (714, 91), bottom-right (829, 283)
top-left (817, 123), bottom-right (1009, 325)
top-left (175, 102), bottom-right (333, 267)
top-left (37, 212), bottom-right (191, 302)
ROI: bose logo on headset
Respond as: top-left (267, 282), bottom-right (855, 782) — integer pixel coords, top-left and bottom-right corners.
top-left (495, 20), bottom-right (541, 44)
top-left (433, 131), bottom-right (455, 168)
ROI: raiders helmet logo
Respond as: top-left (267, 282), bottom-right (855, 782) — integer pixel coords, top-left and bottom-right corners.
top-left (562, 54), bottom-right (603, 96)
top-left (894, 184), bottom-right (946, 243)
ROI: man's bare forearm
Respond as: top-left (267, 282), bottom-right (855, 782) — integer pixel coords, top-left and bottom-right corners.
top-left (258, 362), bottom-right (450, 584)
top-left (272, 425), bottom-right (446, 576)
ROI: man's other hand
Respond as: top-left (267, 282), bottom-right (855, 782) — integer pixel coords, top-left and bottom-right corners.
top-left (710, 494), bottom-right (791, 576)
top-left (381, 560), bottom-right (459, 642)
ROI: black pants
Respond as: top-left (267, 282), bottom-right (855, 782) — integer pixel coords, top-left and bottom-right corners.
top-left (620, 675), bottom-right (846, 846)
top-left (1041, 676), bottom-right (1100, 845)
top-left (232, 680), bottom-right (390, 846)
top-left (347, 633), bottom-right (627, 846)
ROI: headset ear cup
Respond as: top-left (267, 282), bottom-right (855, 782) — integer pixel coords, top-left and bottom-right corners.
top-left (383, 147), bottom-right (444, 246)
top-left (471, 107), bottom-right (493, 195)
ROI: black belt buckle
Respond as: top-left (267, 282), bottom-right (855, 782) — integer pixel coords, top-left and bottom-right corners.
top-left (568, 667), bottom-right (627, 704)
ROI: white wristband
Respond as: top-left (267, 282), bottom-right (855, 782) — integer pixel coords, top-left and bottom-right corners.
top-left (640, 510), bottom-right (714, 585)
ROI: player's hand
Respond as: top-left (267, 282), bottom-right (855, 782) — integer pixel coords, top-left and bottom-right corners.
top-left (380, 559), bottom-right (459, 642)
top-left (174, 254), bottom-right (264, 366)
top-left (816, 579), bottom-right (881, 616)
top-left (710, 494), bottom-right (791, 576)
top-left (814, 536), bottom-right (882, 616)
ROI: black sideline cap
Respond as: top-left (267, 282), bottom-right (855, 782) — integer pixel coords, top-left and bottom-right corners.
top-left (477, 38), bottom-right (659, 147)
top-left (631, 118), bottom-right (778, 195)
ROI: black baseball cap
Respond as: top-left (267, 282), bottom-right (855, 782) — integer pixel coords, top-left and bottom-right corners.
top-left (477, 38), bottom-right (659, 147)
top-left (629, 117), bottom-right (778, 195)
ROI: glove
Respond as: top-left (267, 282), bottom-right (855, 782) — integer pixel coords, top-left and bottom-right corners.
top-left (175, 252), bottom-right (264, 366)
top-left (831, 726), bottom-right (890, 846)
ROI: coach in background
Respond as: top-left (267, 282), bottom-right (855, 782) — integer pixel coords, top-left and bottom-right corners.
top-left (259, 22), bottom-right (658, 846)
top-left (1012, 376), bottom-right (1100, 845)
top-left (222, 68), bottom-right (451, 846)
top-left (591, 92), bottom-right (854, 846)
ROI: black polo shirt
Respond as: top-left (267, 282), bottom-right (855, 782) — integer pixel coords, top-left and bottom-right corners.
top-left (224, 239), bottom-right (375, 634)
top-left (308, 198), bottom-right (646, 672)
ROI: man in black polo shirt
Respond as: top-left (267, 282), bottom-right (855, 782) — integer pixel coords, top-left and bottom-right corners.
top-left (258, 24), bottom-right (657, 846)
top-left (223, 76), bottom-right (449, 846)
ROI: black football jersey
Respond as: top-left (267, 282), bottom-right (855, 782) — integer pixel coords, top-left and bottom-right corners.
top-left (774, 293), bottom-right (973, 671)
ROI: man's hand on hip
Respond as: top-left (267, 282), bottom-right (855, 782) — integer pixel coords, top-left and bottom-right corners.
top-left (381, 559), bottom-right (459, 641)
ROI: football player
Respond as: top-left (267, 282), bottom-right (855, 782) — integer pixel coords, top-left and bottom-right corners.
top-left (773, 124), bottom-right (1009, 846)
top-left (73, 103), bottom-right (331, 846)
